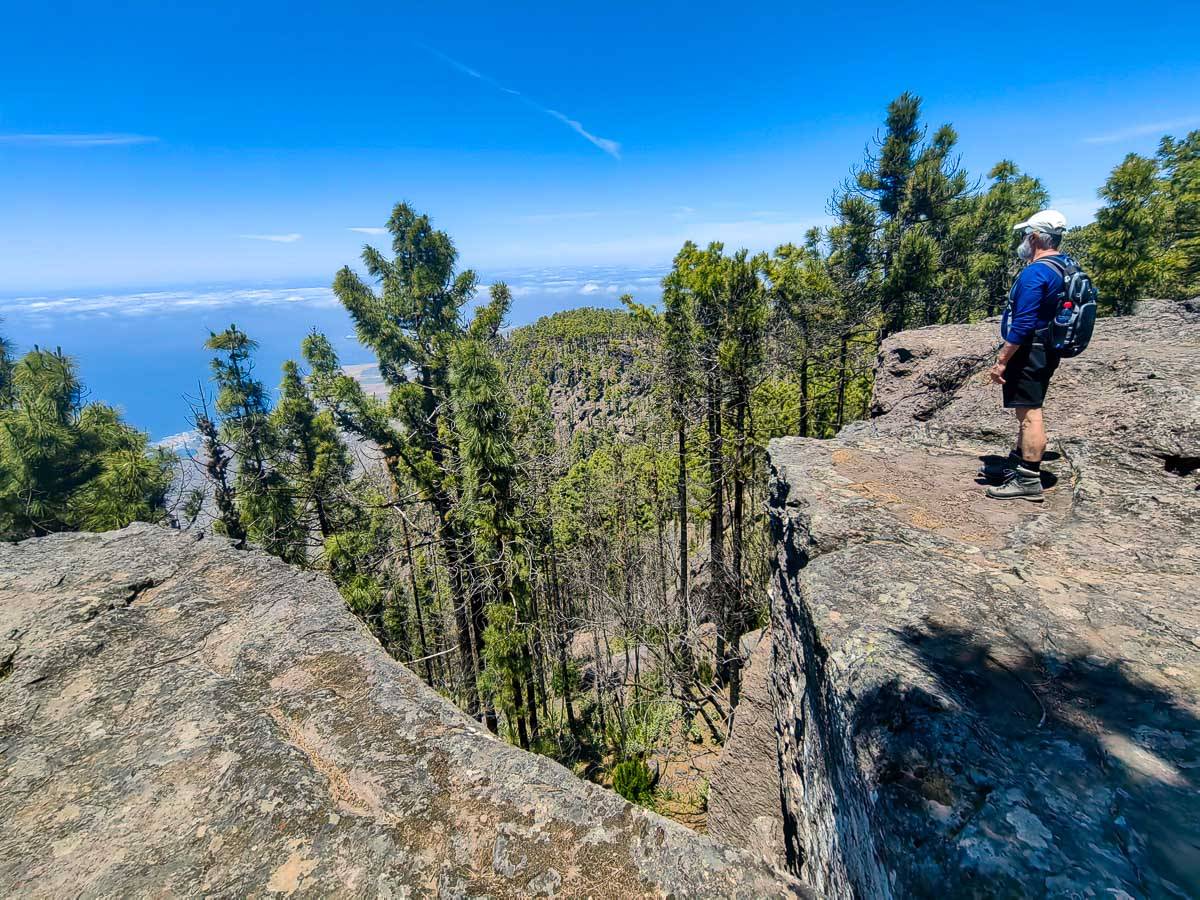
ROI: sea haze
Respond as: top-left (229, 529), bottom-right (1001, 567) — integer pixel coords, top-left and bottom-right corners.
top-left (0, 266), bottom-right (666, 442)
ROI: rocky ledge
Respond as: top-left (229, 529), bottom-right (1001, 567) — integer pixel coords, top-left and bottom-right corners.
top-left (767, 300), bottom-right (1200, 897)
top-left (0, 525), bottom-right (803, 898)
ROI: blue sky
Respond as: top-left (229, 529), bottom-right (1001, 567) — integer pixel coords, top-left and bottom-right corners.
top-left (2, 0), bottom-right (1198, 436)
top-left (4, 0), bottom-right (1199, 291)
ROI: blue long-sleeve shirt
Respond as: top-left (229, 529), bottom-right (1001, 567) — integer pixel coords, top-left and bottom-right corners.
top-left (1003, 255), bottom-right (1067, 345)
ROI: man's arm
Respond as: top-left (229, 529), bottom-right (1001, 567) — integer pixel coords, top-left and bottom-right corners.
top-left (989, 340), bottom-right (1020, 384)
top-left (990, 267), bottom-right (1044, 384)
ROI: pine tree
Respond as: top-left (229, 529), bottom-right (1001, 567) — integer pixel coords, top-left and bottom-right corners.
top-left (0, 346), bottom-right (171, 540)
top-left (193, 407), bottom-right (245, 545)
top-left (511, 377), bottom-right (579, 740)
top-left (663, 242), bottom-right (733, 690)
top-left (717, 249), bottom-right (769, 710)
top-left (204, 326), bottom-right (302, 560)
top-left (1159, 130), bottom-right (1200, 299)
top-left (659, 268), bottom-right (699, 697)
top-left (1093, 153), bottom-right (1160, 315)
top-left (271, 357), bottom-right (351, 543)
top-left (847, 92), bottom-right (972, 334)
top-left (323, 477), bottom-right (394, 643)
top-left (303, 203), bottom-right (492, 721)
top-left (452, 327), bottom-right (540, 747)
top-left (767, 236), bottom-right (839, 437)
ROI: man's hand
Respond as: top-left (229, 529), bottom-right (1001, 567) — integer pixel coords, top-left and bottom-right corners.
top-left (990, 341), bottom-right (1019, 385)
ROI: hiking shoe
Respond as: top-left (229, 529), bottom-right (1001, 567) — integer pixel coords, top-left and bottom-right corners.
top-left (986, 465), bottom-right (1044, 502)
top-left (977, 452), bottom-right (1020, 479)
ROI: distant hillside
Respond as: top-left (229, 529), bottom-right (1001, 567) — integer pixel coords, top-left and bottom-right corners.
top-left (499, 306), bottom-right (659, 451)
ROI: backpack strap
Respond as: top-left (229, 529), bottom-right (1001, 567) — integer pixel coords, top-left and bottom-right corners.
top-left (1034, 256), bottom-right (1072, 277)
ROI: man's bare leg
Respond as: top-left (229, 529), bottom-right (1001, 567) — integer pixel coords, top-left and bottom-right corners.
top-left (1015, 407), bottom-right (1046, 464)
top-left (988, 408), bottom-right (1047, 500)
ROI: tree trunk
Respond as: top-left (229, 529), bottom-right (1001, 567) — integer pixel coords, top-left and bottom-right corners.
top-left (591, 622), bottom-right (608, 737)
top-left (799, 351), bottom-right (810, 438)
top-left (511, 671), bottom-right (531, 750)
top-left (836, 331), bottom-right (849, 432)
top-left (676, 425), bottom-right (689, 613)
top-left (548, 538), bottom-right (579, 739)
top-left (528, 585), bottom-right (550, 720)
top-left (400, 517), bottom-right (434, 684)
top-left (522, 644), bottom-right (540, 744)
top-left (434, 501), bottom-right (487, 726)
top-left (706, 370), bottom-right (728, 688)
top-left (728, 385), bottom-right (747, 712)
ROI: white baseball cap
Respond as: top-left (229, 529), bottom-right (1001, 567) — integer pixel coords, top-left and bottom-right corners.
top-left (1013, 209), bottom-right (1068, 235)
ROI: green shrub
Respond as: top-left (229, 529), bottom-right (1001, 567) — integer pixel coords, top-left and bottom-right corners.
top-left (611, 757), bottom-right (655, 806)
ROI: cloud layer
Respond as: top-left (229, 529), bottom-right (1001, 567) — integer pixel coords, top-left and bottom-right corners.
top-left (0, 286), bottom-right (337, 319)
top-left (0, 267), bottom-right (669, 323)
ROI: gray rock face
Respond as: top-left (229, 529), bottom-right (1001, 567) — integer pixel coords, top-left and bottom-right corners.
top-left (707, 628), bottom-right (787, 869)
top-left (768, 300), bottom-right (1200, 898)
top-left (0, 525), bottom-right (805, 898)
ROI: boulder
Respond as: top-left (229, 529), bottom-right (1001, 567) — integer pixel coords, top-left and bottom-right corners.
top-left (768, 299), bottom-right (1200, 897)
top-left (0, 525), bottom-right (805, 898)
top-left (707, 628), bottom-right (787, 869)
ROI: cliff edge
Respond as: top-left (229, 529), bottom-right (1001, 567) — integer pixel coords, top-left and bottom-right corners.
top-left (0, 525), bottom-right (803, 898)
top-left (768, 299), bottom-right (1200, 897)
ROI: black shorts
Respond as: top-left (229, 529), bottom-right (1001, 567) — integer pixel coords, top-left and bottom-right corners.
top-left (1003, 339), bottom-right (1060, 409)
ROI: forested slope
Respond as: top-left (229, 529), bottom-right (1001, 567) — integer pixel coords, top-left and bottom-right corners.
top-left (499, 307), bottom-right (658, 451)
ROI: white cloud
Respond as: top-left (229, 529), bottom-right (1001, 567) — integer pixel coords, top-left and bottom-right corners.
top-left (0, 286), bottom-right (335, 319)
top-left (467, 266), bottom-right (667, 303)
top-left (544, 109), bottom-right (621, 159)
top-left (0, 132), bottom-right (159, 147)
top-left (1083, 116), bottom-right (1200, 145)
top-left (425, 47), bottom-right (483, 81)
top-left (348, 226), bottom-right (388, 235)
top-left (425, 46), bottom-right (621, 160)
top-left (239, 233), bottom-right (302, 243)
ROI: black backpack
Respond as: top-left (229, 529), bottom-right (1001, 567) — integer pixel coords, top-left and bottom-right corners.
top-left (1038, 256), bottom-right (1098, 357)
top-left (1002, 256), bottom-right (1099, 357)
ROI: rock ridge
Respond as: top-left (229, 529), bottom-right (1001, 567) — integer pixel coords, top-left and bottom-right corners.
top-left (0, 524), bottom-right (804, 898)
top-left (767, 299), bottom-right (1200, 897)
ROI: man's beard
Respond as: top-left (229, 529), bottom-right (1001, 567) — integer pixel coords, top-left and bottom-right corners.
top-left (1017, 236), bottom-right (1035, 261)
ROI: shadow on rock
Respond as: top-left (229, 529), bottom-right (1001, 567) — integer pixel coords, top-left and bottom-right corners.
top-left (854, 621), bottom-right (1199, 897)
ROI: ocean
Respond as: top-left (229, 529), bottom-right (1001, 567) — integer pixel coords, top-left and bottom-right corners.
top-left (0, 265), bottom-right (665, 442)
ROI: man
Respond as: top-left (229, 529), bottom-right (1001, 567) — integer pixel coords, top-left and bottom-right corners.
top-left (985, 209), bottom-right (1070, 502)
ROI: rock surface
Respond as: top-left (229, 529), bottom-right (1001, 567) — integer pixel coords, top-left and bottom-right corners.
top-left (768, 300), bottom-right (1200, 898)
top-left (0, 525), bottom-right (805, 898)
top-left (707, 628), bottom-right (787, 868)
